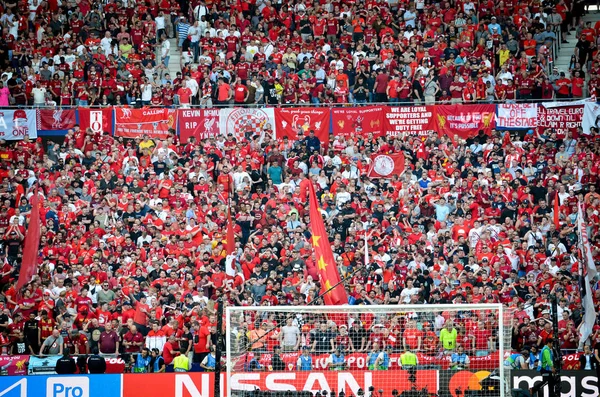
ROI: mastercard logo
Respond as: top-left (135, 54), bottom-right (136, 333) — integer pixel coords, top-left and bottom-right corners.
top-left (448, 370), bottom-right (492, 397)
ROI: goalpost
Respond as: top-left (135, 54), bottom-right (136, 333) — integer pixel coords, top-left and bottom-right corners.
top-left (225, 304), bottom-right (513, 397)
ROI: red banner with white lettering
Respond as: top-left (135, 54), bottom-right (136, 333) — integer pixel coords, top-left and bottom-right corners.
top-left (178, 108), bottom-right (220, 142)
top-left (331, 106), bottom-right (385, 138)
top-left (274, 108), bottom-right (330, 144)
top-left (383, 105), bottom-right (436, 137)
top-left (115, 108), bottom-right (176, 139)
top-left (78, 108), bottom-right (113, 135)
top-left (536, 103), bottom-right (584, 138)
top-left (235, 351), bottom-right (499, 372)
top-left (36, 109), bottom-right (76, 132)
top-left (435, 104), bottom-right (496, 139)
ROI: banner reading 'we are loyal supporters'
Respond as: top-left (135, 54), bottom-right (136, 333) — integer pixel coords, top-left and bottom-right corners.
top-left (331, 106), bottom-right (385, 138)
top-left (383, 105), bottom-right (436, 136)
top-left (115, 108), bottom-right (177, 139)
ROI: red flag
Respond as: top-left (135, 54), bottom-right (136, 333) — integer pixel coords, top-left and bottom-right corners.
top-left (225, 206), bottom-right (236, 277)
top-left (308, 182), bottom-right (348, 305)
top-left (16, 188), bottom-right (41, 291)
top-left (78, 108), bottom-right (113, 135)
top-left (367, 153), bottom-right (406, 178)
top-left (554, 191), bottom-right (560, 229)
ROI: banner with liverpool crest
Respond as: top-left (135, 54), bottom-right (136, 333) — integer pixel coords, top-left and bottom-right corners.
top-left (274, 108), bottom-right (330, 144)
top-left (331, 106), bottom-right (385, 138)
top-left (434, 104), bottom-right (496, 139)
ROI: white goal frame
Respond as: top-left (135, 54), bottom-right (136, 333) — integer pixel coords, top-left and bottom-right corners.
top-left (226, 303), bottom-right (507, 397)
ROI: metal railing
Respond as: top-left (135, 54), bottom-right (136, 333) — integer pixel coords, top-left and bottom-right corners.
top-left (0, 96), bottom-right (593, 110)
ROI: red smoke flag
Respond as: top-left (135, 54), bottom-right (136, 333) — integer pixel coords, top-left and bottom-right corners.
top-left (367, 153), bottom-right (406, 178)
top-left (554, 191), bottom-right (560, 229)
top-left (16, 187), bottom-right (41, 291)
top-left (308, 182), bottom-right (349, 305)
top-left (225, 207), bottom-right (236, 277)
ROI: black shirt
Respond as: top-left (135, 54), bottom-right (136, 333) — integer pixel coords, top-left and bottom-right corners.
top-left (312, 330), bottom-right (333, 352)
top-left (55, 355), bottom-right (77, 374)
top-left (87, 354), bottom-right (107, 374)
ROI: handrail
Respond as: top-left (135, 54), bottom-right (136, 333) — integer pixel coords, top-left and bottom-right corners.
top-left (0, 96), bottom-right (593, 110)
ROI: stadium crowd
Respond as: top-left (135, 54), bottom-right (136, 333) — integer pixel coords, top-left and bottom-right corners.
top-left (0, 0), bottom-right (599, 106)
top-left (0, 0), bottom-right (599, 377)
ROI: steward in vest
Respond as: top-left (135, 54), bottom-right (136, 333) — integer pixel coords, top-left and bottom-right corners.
top-left (150, 348), bottom-right (166, 373)
top-left (328, 347), bottom-right (346, 370)
top-left (504, 350), bottom-right (528, 370)
top-left (400, 348), bottom-right (418, 369)
top-left (297, 346), bottom-right (312, 370)
top-left (173, 346), bottom-right (191, 372)
top-left (200, 347), bottom-right (218, 371)
top-left (132, 348), bottom-right (151, 373)
top-left (530, 339), bottom-right (558, 397)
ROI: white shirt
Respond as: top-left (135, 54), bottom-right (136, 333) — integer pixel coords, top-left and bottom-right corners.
top-left (161, 39), bottom-right (170, 58)
top-left (31, 87), bottom-right (46, 104)
top-left (141, 83), bottom-right (153, 101)
top-left (155, 15), bottom-right (165, 30)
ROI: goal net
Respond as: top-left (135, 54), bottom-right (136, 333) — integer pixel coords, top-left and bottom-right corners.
top-left (225, 304), bottom-right (513, 397)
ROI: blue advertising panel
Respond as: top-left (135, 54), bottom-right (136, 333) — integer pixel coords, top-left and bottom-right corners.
top-left (0, 375), bottom-right (122, 397)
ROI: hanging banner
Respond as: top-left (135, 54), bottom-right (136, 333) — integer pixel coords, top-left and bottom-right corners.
top-left (536, 103), bottom-right (583, 137)
top-left (0, 109), bottom-right (37, 140)
top-left (0, 355), bottom-right (28, 375)
top-left (581, 102), bottom-right (600, 135)
top-left (383, 105), bottom-right (436, 136)
top-left (78, 108), bottom-right (114, 136)
top-left (36, 109), bottom-right (76, 135)
top-left (115, 108), bottom-right (177, 139)
top-left (219, 107), bottom-right (276, 142)
top-left (331, 106), bottom-right (385, 138)
top-left (496, 103), bottom-right (538, 129)
top-left (178, 108), bottom-right (220, 142)
top-left (274, 107), bottom-right (330, 143)
top-left (435, 104), bottom-right (496, 139)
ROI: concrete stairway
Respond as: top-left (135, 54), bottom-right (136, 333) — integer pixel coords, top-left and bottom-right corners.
top-left (554, 6), bottom-right (600, 76)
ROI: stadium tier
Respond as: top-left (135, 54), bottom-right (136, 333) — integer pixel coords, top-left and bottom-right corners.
top-left (1, 1), bottom-right (600, 397)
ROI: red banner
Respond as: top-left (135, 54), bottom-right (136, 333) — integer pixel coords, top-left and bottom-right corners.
top-left (78, 108), bottom-right (113, 135)
top-left (275, 108), bottom-right (330, 145)
top-left (115, 108), bottom-right (176, 139)
top-left (122, 371), bottom-right (435, 397)
top-left (435, 104), bottom-right (496, 139)
top-left (383, 105), bottom-right (436, 137)
top-left (331, 106), bottom-right (385, 138)
top-left (536, 103), bottom-right (584, 138)
top-left (178, 108), bottom-right (220, 142)
top-left (0, 355), bottom-right (28, 375)
top-left (36, 109), bottom-right (76, 131)
top-left (236, 351), bottom-right (499, 372)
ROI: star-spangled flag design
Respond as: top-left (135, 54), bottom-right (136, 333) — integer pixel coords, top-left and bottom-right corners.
top-left (308, 182), bottom-right (349, 305)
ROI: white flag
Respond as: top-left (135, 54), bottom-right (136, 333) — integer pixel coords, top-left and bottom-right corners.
top-left (577, 203), bottom-right (597, 347)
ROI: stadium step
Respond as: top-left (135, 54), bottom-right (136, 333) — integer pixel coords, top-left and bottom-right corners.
top-left (553, 7), bottom-right (600, 79)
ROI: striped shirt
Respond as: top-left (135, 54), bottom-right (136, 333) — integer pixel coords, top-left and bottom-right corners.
top-left (177, 22), bottom-right (191, 41)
